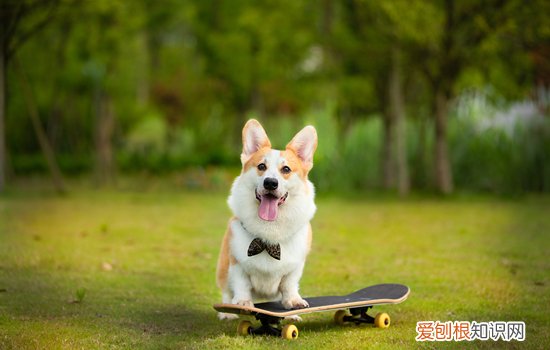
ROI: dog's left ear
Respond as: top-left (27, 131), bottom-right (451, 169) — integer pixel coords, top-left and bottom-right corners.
top-left (286, 125), bottom-right (318, 171)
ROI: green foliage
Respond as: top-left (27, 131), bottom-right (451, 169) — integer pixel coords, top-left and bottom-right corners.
top-left (450, 92), bottom-right (550, 193)
top-left (301, 103), bottom-right (383, 192)
top-left (339, 117), bottom-right (382, 190)
top-left (3, 0), bottom-right (548, 193)
top-left (74, 287), bottom-right (86, 304)
top-left (305, 103), bottom-right (340, 191)
top-left (126, 114), bottom-right (167, 156)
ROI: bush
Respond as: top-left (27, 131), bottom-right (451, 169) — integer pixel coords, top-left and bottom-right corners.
top-left (450, 93), bottom-right (549, 193)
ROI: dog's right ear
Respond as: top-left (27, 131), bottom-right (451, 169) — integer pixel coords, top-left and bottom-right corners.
top-left (241, 119), bottom-right (271, 164)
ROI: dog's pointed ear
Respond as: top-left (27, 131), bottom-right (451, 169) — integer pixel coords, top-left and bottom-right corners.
top-left (241, 119), bottom-right (271, 164)
top-left (286, 125), bottom-right (317, 171)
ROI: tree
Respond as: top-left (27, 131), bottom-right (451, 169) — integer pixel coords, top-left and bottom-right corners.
top-left (388, 46), bottom-right (410, 195)
top-left (77, 1), bottom-right (143, 186)
top-left (415, 0), bottom-right (511, 194)
top-left (15, 57), bottom-right (66, 192)
top-left (337, 0), bottom-right (428, 195)
top-left (0, 0), bottom-right (61, 192)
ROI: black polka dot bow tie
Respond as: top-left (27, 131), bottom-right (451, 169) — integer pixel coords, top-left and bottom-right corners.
top-left (247, 238), bottom-right (281, 260)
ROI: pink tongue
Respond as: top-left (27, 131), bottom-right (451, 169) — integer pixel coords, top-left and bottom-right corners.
top-left (258, 195), bottom-right (279, 221)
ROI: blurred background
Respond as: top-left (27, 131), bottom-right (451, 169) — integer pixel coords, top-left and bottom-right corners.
top-left (1, 0), bottom-right (548, 195)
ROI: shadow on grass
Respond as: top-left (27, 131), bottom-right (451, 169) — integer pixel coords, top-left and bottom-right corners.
top-left (0, 267), bottom-right (219, 344)
top-left (119, 303), bottom-right (214, 338)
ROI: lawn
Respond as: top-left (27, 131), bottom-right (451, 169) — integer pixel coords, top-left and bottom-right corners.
top-left (0, 188), bottom-right (548, 349)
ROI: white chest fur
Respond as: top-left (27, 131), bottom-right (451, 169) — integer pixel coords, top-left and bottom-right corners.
top-left (230, 219), bottom-right (309, 298)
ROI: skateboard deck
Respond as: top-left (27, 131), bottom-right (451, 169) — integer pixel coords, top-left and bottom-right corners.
top-left (214, 283), bottom-right (409, 317)
top-left (214, 283), bottom-right (410, 339)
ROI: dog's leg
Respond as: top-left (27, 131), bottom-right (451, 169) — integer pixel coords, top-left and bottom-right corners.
top-left (279, 263), bottom-right (309, 310)
top-left (229, 264), bottom-right (254, 307)
top-left (218, 289), bottom-right (239, 320)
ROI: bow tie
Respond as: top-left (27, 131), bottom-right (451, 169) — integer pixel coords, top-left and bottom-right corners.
top-left (247, 238), bottom-right (281, 260)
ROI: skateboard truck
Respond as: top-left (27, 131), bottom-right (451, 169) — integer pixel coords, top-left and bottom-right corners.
top-left (335, 306), bottom-right (391, 328)
top-left (250, 315), bottom-right (283, 337)
top-left (238, 314), bottom-right (298, 339)
top-left (345, 306), bottom-right (376, 324)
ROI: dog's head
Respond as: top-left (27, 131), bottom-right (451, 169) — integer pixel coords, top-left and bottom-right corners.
top-left (238, 119), bottom-right (317, 222)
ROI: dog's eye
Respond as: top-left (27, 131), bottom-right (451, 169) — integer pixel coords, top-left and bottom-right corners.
top-left (257, 163), bottom-right (267, 171)
top-left (281, 166), bottom-right (291, 174)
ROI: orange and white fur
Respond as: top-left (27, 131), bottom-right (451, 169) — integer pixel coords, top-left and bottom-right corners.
top-left (216, 119), bottom-right (317, 320)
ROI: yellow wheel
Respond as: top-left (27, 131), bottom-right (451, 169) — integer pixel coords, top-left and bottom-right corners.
top-left (334, 310), bottom-right (348, 325)
top-left (374, 312), bottom-right (390, 328)
top-left (237, 320), bottom-right (252, 336)
top-left (281, 324), bottom-right (299, 340)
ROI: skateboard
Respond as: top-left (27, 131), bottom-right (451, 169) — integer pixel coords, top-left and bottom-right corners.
top-left (213, 283), bottom-right (410, 339)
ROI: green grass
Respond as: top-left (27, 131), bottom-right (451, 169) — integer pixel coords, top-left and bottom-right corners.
top-left (0, 189), bottom-right (548, 349)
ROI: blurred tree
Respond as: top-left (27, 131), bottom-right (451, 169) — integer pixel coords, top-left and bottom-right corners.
top-left (77, 1), bottom-right (143, 186)
top-left (0, 0), bottom-right (61, 192)
top-left (0, 0), bottom-right (546, 194)
top-left (388, 46), bottom-right (410, 195)
top-left (191, 0), bottom-right (314, 116)
top-left (413, 0), bottom-right (513, 194)
top-left (137, 0), bottom-right (185, 106)
top-left (15, 57), bottom-right (66, 192)
top-left (374, 1), bottom-right (435, 196)
top-left (337, 0), bottom-right (424, 195)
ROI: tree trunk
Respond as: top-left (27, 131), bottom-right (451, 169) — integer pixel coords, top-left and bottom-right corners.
top-left (94, 91), bottom-right (115, 186)
top-left (0, 39), bottom-right (6, 192)
top-left (416, 113), bottom-right (428, 189)
top-left (16, 58), bottom-right (66, 193)
top-left (138, 30), bottom-right (151, 106)
top-left (321, 0), bottom-right (336, 80)
top-left (434, 90), bottom-right (453, 194)
top-left (389, 46), bottom-right (409, 196)
top-left (381, 109), bottom-right (395, 190)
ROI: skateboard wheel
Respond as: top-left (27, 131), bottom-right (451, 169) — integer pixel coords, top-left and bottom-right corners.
top-left (374, 312), bottom-right (390, 328)
top-left (334, 310), bottom-right (348, 325)
top-left (237, 320), bottom-right (252, 336)
top-left (281, 324), bottom-right (299, 339)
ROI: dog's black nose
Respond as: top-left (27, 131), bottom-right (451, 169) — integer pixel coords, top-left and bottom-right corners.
top-left (263, 177), bottom-right (278, 190)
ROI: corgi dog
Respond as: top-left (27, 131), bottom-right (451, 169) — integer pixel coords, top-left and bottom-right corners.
top-left (216, 119), bottom-right (318, 320)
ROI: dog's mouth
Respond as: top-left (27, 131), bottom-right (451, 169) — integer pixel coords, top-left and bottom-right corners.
top-left (255, 190), bottom-right (288, 221)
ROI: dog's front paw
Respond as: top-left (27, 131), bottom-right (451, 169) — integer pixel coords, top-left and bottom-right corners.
top-left (232, 298), bottom-right (254, 308)
top-left (282, 297), bottom-right (309, 310)
top-left (284, 315), bottom-right (303, 322)
top-left (218, 312), bottom-right (239, 321)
